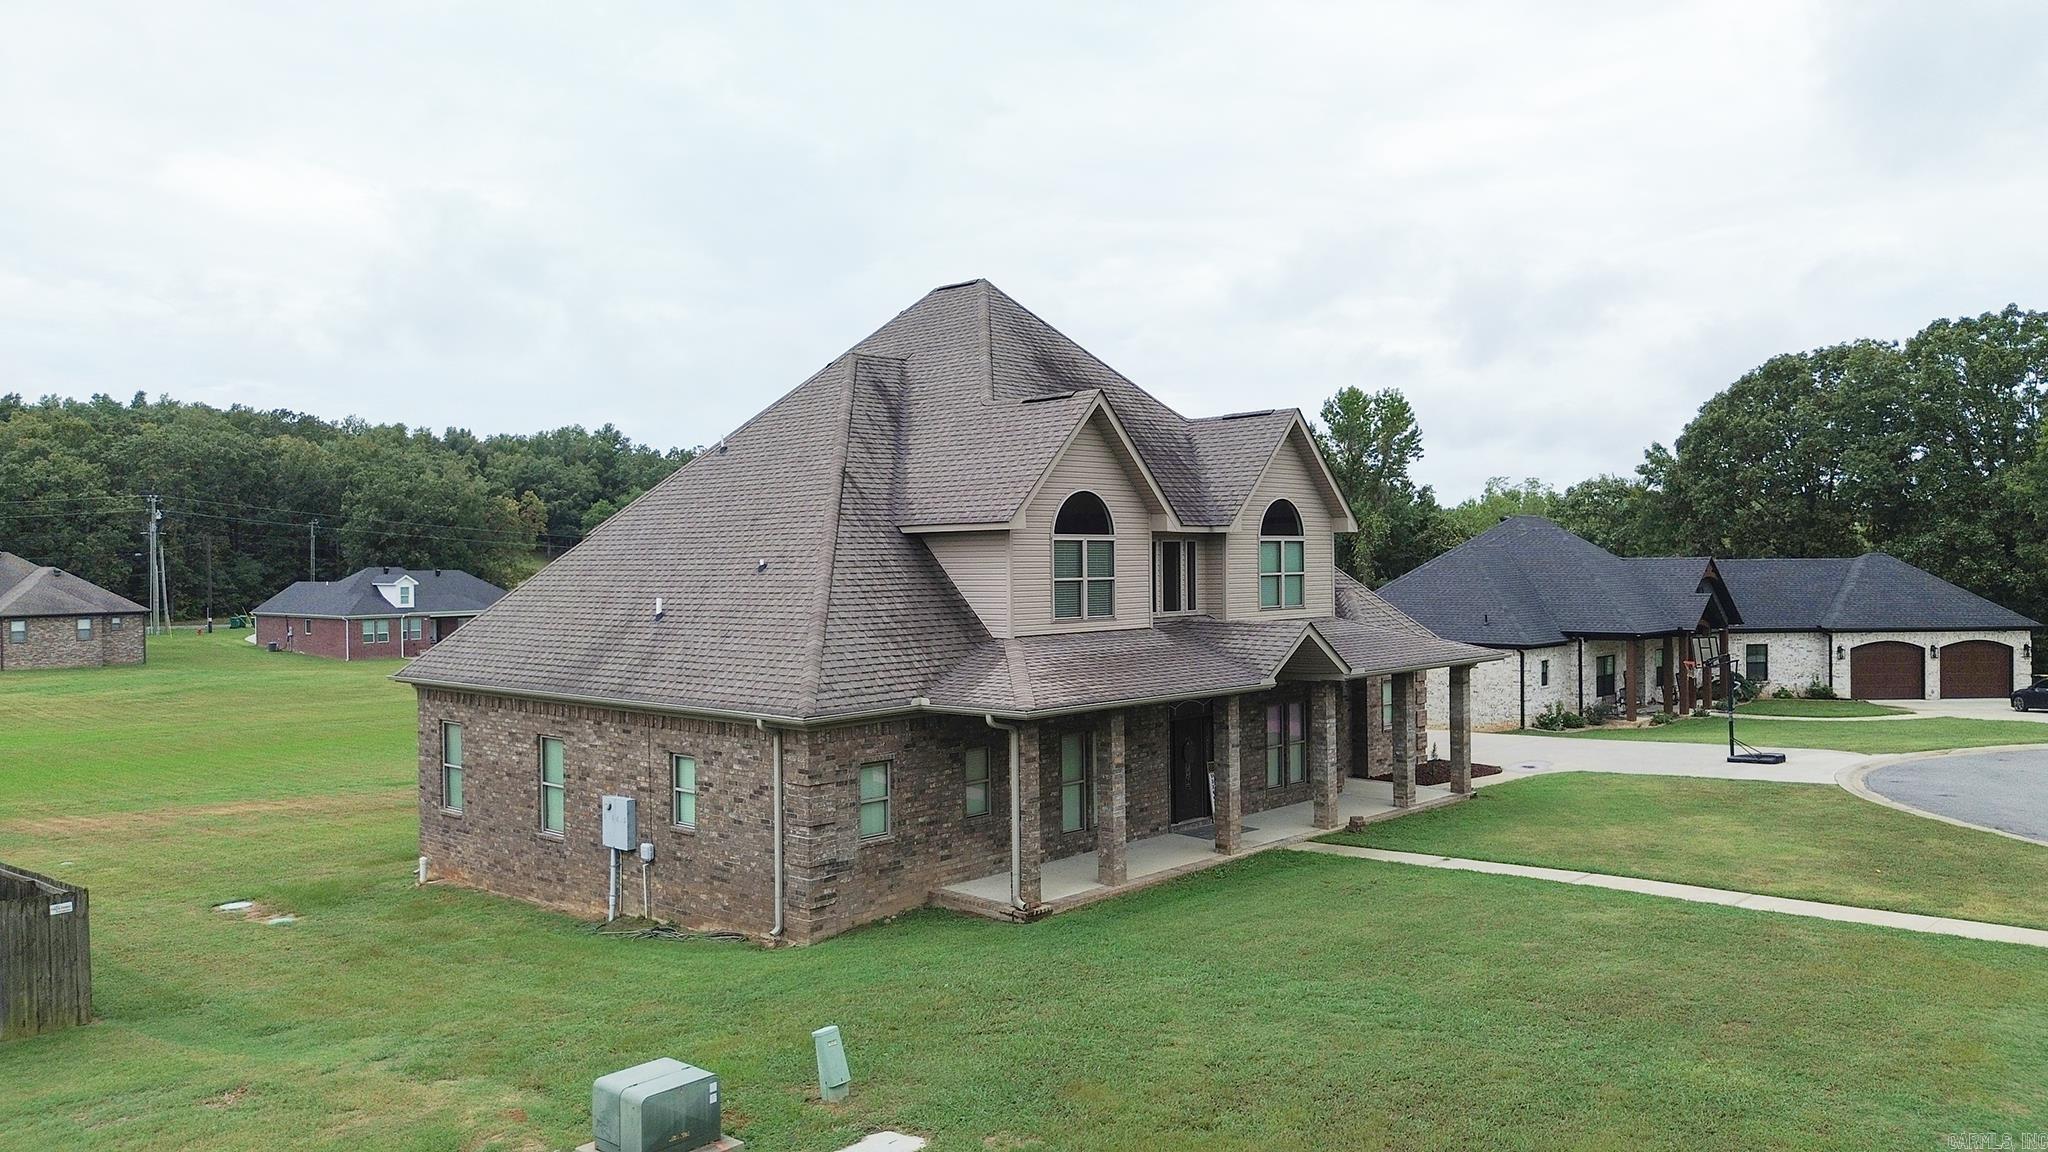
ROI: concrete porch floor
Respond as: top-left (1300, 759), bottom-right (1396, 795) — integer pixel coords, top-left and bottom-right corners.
top-left (939, 777), bottom-right (1459, 912)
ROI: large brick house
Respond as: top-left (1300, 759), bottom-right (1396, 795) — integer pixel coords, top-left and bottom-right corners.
top-left (0, 552), bottom-right (147, 671)
top-left (395, 280), bottom-right (1501, 945)
top-left (1380, 516), bottom-right (2041, 728)
top-left (252, 567), bottom-right (505, 660)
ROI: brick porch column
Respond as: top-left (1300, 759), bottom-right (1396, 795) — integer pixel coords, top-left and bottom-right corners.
top-left (1449, 664), bottom-right (1473, 795)
top-left (1096, 711), bottom-right (1128, 886)
top-left (1015, 722), bottom-right (1043, 909)
top-left (1311, 682), bottom-right (1340, 828)
top-left (1216, 696), bottom-right (1243, 853)
top-left (1391, 672), bottom-right (1416, 808)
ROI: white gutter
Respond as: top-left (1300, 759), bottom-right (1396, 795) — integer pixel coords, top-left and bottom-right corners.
top-left (984, 714), bottom-right (1024, 910)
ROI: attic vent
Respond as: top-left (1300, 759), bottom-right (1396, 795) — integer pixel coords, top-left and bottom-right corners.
top-left (654, 596), bottom-right (665, 620)
top-left (1020, 391), bottom-right (1078, 404)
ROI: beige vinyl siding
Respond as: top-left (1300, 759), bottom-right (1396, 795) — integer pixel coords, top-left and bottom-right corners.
top-left (924, 531), bottom-right (1013, 638)
top-left (1223, 428), bottom-right (1337, 621)
top-left (1013, 414), bottom-right (1156, 635)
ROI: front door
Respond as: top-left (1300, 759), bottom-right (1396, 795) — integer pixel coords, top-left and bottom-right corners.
top-left (1169, 701), bottom-right (1211, 824)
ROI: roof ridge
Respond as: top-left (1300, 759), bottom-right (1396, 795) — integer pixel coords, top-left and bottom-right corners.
top-left (0, 565), bottom-right (49, 614)
top-left (1820, 554), bottom-right (1871, 628)
top-left (794, 355), bottom-right (862, 716)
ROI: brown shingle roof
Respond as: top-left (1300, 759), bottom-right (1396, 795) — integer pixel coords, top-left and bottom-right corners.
top-left (0, 553), bottom-right (148, 619)
top-left (396, 282), bottom-right (1496, 720)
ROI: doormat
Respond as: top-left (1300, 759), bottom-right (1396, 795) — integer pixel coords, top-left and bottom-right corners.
top-left (1173, 820), bottom-right (1253, 840)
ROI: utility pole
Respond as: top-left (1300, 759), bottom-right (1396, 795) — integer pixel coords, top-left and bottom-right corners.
top-left (309, 518), bottom-right (319, 581)
top-left (144, 494), bottom-right (162, 634)
top-left (205, 534), bottom-right (214, 625)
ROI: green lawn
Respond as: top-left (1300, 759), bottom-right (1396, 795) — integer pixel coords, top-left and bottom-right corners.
top-left (1538, 713), bottom-right (2048, 753)
top-left (1736, 697), bottom-right (1909, 717)
top-left (5, 635), bottom-right (2048, 1150)
top-left (1325, 773), bottom-right (2048, 930)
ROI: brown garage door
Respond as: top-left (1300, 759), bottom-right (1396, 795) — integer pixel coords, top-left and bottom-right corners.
top-left (1851, 641), bottom-right (1925, 700)
top-left (1940, 640), bottom-right (2014, 698)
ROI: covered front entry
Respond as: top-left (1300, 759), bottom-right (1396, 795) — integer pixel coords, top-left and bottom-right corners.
top-left (1168, 700), bottom-right (1211, 824)
top-left (1941, 640), bottom-right (2014, 698)
top-left (1852, 640), bottom-right (1926, 699)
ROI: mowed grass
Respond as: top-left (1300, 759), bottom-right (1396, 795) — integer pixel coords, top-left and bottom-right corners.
top-left (1327, 774), bottom-right (2048, 930)
top-left (3, 635), bottom-right (2048, 1150)
top-left (1538, 713), bottom-right (2048, 753)
top-left (1736, 697), bottom-right (1909, 717)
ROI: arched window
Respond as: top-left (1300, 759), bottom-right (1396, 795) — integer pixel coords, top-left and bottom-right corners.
top-left (1258, 499), bottom-right (1305, 609)
top-left (1052, 491), bottom-right (1115, 620)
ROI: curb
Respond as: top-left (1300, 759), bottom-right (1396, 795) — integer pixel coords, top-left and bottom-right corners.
top-left (1836, 748), bottom-right (2048, 847)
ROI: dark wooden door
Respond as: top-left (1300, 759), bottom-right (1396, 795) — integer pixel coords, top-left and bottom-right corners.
top-left (1169, 702), bottom-right (1211, 824)
top-left (1940, 640), bottom-right (2013, 698)
top-left (1851, 641), bottom-right (1926, 700)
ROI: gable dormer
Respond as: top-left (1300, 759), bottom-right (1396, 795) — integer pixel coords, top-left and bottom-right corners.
top-left (374, 572), bottom-right (420, 610)
top-left (1216, 422), bottom-right (1350, 621)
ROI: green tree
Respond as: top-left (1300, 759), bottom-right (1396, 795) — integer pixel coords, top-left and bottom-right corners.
top-left (1314, 387), bottom-right (1452, 584)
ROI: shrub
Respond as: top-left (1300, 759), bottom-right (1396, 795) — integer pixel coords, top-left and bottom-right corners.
top-left (1771, 685), bottom-right (1794, 699)
top-left (1532, 702), bottom-right (1567, 731)
top-left (1805, 679), bottom-right (1837, 700)
top-left (1583, 701), bottom-right (1618, 725)
top-left (1561, 711), bottom-right (1585, 729)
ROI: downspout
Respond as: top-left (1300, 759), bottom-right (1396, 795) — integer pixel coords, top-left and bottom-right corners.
top-left (1518, 650), bottom-right (1527, 730)
top-left (760, 718), bottom-right (784, 940)
top-left (985, 714), bottom-right (1023, 910)
top-left (1576, 638), bottom-right (1585, 715)
top-left (1825, 630), bottom-right (1834, 689)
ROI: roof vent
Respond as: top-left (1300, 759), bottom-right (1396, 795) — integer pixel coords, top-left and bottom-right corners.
top-left (381, 566), bottom-right (390, 575)
top-left (716, 439), bottom-right (728, 455)
top-left (756, 559), bottom-right (769, 574)
top-left (434, 569), bottom-right (442, 577)
top-left (654, 596), bottom-right (665, 621)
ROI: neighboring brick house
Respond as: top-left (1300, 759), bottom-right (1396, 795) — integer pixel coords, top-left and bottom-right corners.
top-left (396, 280), bottom-right (1502, 945)
top-left (1380, 517), bottom-right (2041, 728)
top-left (251, 567), bottom-right (505, 661)
top-left (0, 552), bottom-right (147, 671)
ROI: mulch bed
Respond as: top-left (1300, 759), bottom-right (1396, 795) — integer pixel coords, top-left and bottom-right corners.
top-left (1370, 758), bottom-right (1502, 788)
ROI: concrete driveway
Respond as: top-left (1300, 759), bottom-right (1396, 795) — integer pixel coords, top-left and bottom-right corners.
top-left (1427, 729), bottom-right (1864, 785)
top-left (1889, 697), bottom-right (2048, 723)
top-left (1857, 748), bottom-right (2048, 844)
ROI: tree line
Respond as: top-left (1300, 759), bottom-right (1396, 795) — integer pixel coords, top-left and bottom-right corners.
top-left (1316, 304), bottom-right (2048, 637)
top-left (0, 392), bottom-right (689, 617)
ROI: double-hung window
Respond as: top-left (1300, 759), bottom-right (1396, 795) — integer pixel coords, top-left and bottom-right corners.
top-left (398, 584), bottom-right (414, 608)
top-left (6, 620), bottom-right (23, 643)
top-left (76, 617), bottom-right (93, 641)
top-left (362, 619), bottom-right (391, 644)
top-left (858, 761), bottom-right (891, 839)
top-left (1265, 701), bottom-right (1306, 785)
top-left (440, 722), bottom-right (464, 812)
top-left (1154, 539), bottom-right (1197, 614)
top-left (1059, 731), bottom-right (1092, 832)
top-left (1745, 643), bottom-right (1769, 683)
top-left (108, 615), bottom-right (123, 631)
top-left (1540, 659), bottom-right (1551, 687)
top-left (1381, 680), bottom-right (1394, 731)
top-left (404, 617), bottom-right (424, 642)
top-left (1052, 492), bottom-right (1115, 620)
top-left (963, 747), bottom-right (991, 818)
top-left (538, 737), bottom-right (565, 834)
top-left (671, 755), bottom-right (698, 829)
top-left (1258, 500), bottom-right (1305, 609)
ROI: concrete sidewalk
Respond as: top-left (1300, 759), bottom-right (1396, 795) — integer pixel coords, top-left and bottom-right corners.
top-left (1431, 729), bottom-right (1863, 784)
top-left (1295, 841), bottom-right (2048, 949)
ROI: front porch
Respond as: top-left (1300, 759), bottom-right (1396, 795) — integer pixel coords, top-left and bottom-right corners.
top-left (937, 776), bottom-right (1459, 917)
top-left (931, 663), bottom-right (1479, 922)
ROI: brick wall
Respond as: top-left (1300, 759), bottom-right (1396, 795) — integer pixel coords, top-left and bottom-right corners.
top-left (0, 614), bottom-right (144, 671)
top-left (256, 613), bottom-right (458, 660)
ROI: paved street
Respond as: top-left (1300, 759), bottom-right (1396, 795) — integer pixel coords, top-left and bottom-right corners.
top-left (1863, 748), bottom-right (2048, 844)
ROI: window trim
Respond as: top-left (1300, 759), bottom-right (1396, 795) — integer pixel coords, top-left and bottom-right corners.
top-left (671, 754), bottom-right (698, 830)
top-left (1539, 659), bottom-right (1550, 687)
top-left (403, 617), bottom-right (424, 642)
top-left (76, 616), bottom-right (94, 641)
top-left (398, 583), bottom-right (414, 608)
top-left (537, 735), bottom-right (565, 837)
top-left (1153, 538), bottom-right (1198, 615)
top-left (6, 620), bottom-right (23, 643)
top-left (1257, 500), bottom-right (1306, 610)
top-left (1596, 654), bottom-right (1617, 697)
top-left (108, 615), bottom-right (123, 632)
top-left (1745, 643), bottom-right (1769, 683)
top-left (1265, 700), bottom-right (1307, 786)
top-left (439, 721), bottom-right (464, 814)
top-left (857, 759), bottom-right (892, 842)
top-left (1380, 679), bottom-right (1394, 731)
top-left (963, 746), bottom-right (992, 819)
top-left (1059, 730), bottom-right (1094, 833)
top-left (1052, 536), bottom-right (1117, 621)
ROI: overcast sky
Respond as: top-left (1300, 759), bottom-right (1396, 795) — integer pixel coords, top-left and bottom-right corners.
top-left (4, 3), bottom-right (2045, 501)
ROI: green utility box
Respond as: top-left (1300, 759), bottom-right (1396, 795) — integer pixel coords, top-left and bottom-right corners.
top-left (592, 1058), bottom-right (722, 1152)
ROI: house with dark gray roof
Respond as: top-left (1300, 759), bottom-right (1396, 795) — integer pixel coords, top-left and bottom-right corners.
top-left (251, 567), bottom-right (504, 661)
top-left (1380, 517), bottom-right (2039, 728)
top-left (0, 552), bottom-right (148, 671)
top-left (393, 280), bottom-right (1502, 944)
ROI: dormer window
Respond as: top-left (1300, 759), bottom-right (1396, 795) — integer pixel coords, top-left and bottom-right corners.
top-left (1258, 499), bottom-right (1305, 609)
top-left (398, 583), bottom-right (413, 608)
top-left (1052, 491), bottom-right (1115, 620)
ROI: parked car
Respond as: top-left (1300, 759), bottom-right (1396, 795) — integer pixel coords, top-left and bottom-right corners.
top-left (2012, 678), bottom-right (2048, 711)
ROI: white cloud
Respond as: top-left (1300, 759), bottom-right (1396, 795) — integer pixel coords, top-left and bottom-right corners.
top-left (1, 1), bottom-right (2043, 497)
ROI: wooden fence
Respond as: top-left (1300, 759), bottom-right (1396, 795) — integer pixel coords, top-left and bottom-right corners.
top-left (1, 863), bottom-right (91, 1040)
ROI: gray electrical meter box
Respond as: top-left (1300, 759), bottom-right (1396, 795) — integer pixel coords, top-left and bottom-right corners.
top-left (592, 1058), bottom-right (721, 1152)
top-left (600, 795), bottom-right (637, 851)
